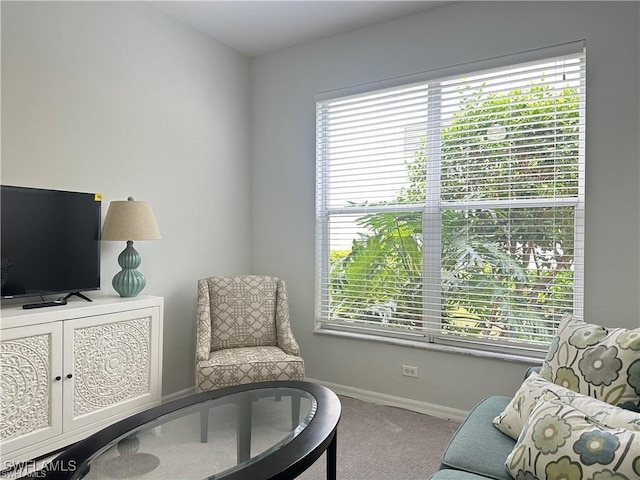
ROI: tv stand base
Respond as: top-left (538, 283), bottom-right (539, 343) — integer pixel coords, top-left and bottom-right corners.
top-left (63, 292), bottom-right (93, 302)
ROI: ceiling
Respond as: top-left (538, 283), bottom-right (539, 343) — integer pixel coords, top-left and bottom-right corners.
top-left (149, 1), bottom-right (449, 57)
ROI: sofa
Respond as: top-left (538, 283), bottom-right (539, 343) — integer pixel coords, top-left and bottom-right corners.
top-left (428, 372), bottom-right (535, 480)
top-left (429, 315), bottom-right (640, 480)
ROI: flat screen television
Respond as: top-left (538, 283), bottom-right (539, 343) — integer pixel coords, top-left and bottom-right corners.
top-left (1, 185), bottom-right (101, 301)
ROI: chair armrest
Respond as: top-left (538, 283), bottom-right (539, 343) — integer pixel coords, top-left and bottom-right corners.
top-left (275, 279), bottom-right (301, 356)
top-left (195, 279), bottom-right (212, 362)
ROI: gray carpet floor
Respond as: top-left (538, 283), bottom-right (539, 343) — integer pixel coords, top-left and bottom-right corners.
top-left (297, 395), bottom-right (460, 480)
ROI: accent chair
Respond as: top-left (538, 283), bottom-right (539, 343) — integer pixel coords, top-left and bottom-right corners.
top-left (195, 275), bottom-right (305, 393)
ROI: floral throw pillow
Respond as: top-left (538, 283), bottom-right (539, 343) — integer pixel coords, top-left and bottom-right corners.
top-left (539, 313), bottom-right (640, 412)
top-left (506, 392), bottom-right (640, 480)
top-left (493, 372), bottom-right (640, 440)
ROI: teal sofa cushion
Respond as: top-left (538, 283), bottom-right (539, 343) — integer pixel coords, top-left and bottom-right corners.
top-left (429, 470), bottom-right (492, 480)
top-left (440, 396), bottom-right (514, 480)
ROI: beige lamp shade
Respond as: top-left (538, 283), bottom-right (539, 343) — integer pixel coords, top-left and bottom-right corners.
top-left (101, 197), bottom-right (161, 241)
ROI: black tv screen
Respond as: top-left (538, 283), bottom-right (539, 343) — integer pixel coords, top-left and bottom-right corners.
top-left (1, 185), bottom-right (101, 300)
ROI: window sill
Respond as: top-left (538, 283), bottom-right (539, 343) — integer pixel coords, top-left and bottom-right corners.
top-left (314, 326), bottom-right (545, 365)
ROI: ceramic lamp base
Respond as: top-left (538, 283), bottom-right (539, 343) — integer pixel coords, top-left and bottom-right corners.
top-left (112, 240), bottom-right (146, 297)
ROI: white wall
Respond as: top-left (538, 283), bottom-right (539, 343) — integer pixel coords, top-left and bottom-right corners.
top-left (251, 1), bottom-right (640, 410)
top-left (1, 1), bottom-right (252, 396)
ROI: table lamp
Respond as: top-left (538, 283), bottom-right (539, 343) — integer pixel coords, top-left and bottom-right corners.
top-left (101, 197), bottom-right (161, 297)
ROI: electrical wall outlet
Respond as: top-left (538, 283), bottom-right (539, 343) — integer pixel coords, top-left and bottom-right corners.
top-left (401, 365), bottom-right (418, 378)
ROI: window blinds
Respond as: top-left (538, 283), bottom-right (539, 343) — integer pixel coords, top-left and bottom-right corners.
top-left (316, 42), bottom-right (585, 355)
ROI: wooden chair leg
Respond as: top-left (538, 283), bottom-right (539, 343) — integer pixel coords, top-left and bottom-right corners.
top-left (291, 393), bottom-right (301, 430)
top-left (200, 405), bottom-right (209, 443)
top-left (237, 397), bottom-right (253, 464)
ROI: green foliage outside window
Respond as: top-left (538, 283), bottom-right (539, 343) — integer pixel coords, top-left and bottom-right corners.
top-left (328, 82), bottom-right (580, 345)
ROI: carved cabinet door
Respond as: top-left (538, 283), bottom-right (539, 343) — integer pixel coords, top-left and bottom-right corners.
top-left (0, 322), bottom-right (64, 456)
top-left (62, 307), bottom-right (161, 432)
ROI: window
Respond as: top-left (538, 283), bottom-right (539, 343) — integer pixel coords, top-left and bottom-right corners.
top-left (315, 42), bottom-right (585, 358)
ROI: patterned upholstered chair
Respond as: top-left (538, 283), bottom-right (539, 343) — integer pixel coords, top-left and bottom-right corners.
top-left (195, 275), bottom-right (305, 393)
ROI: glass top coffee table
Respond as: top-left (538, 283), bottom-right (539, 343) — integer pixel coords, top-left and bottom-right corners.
top-left (37, 381), bottom-right (341, 480)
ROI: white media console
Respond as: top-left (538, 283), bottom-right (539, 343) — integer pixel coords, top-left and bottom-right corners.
top-left (0, 295), bottom-right (163, 465)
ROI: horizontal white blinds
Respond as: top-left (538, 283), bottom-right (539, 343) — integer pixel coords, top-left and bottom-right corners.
top-left (316, 43), bottom-right (585, 354)
top-left (318, 85), bottom-right (430, 209)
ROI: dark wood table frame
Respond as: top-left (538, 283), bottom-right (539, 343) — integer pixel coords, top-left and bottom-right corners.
top-left (34, 381), bottom-right (341, 480)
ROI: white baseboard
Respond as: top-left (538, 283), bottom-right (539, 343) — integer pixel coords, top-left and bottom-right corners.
top-left (162, 382), bottom-right (468, 423)
top-left (305, 377), bottom-right (468, 423)
top-left (161, 387), bottom-right (195, 403)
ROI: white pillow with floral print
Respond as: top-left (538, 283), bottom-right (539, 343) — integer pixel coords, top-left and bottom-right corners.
top-left (506, 392), bottom-right (640, 480)
top-left (540, 314), bottom-right (640, 412)
top-left (493, 372), bottom-right (640, 440)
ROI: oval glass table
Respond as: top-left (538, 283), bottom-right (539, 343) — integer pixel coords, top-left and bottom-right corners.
top-left (37, 381), bottom-right (341, 480)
